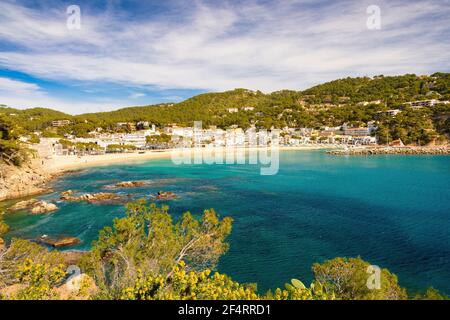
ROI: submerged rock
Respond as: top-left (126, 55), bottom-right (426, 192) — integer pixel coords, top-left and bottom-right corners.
top-left (105, 180), bottom-right (149, 189)
top-left (151, 191), bottom-right (178, 200)
top-left (60, 190), bottom-right (74, 198)
top-left (30, 201), bottom-right (58, 214)
top-left (9, 198), bottom-right (38, 211)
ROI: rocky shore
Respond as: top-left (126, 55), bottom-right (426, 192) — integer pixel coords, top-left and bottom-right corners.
top-left (327, 146), bottom-right (450, 156)
top-left (0, 161), bottom-right (54, 201)
top-left (9, 199), bottom-right (58, 214)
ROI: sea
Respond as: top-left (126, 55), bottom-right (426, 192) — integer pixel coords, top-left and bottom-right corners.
top-left (3, 150), bottom-right (450, 294)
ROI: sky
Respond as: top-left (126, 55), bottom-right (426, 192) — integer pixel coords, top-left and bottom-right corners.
top-left (0, 0), bottom-right (449, 114)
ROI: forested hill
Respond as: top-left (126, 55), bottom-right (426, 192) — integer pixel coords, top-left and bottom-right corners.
top-left (1, 73), bottom-right (449, 142)
top-left (302, 73), bottom-right (450, 104)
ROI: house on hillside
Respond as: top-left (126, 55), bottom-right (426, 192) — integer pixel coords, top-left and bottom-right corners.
top-left (390, 139), bottom-right (405, 147)
top-left (405, 99), bottom-right (439, 110)
top-left (52, 120), bottom-right (71, 127)
top-left (343, 126), bottom-right (370, 136)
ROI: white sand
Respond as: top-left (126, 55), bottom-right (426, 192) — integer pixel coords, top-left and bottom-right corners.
top-left (44, 145), bottom-right (336, 173)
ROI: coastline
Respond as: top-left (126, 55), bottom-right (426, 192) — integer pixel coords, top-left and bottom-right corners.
top-left (2, 144), bottom-right (449, 202)
top-left (0, 145), bottom-right (332, 202)
top-left (45, 145), bottom-right (334, 172)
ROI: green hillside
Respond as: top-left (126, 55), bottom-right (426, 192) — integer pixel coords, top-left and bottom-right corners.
top-left (1, 73), bottom-right (449, 144)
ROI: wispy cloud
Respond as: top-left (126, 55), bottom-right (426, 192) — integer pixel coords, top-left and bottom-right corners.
top-left (0, 0), bottom-right (449, 113)
top-left (129, 92), bottom-right (146, 99)
top-left (0, 77), bottom-right (133, 113)
top-left (0, 77), bottom-right (43, 95)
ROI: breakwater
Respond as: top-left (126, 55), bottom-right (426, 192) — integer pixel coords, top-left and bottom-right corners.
top-left (327, 146), bottom-right (450, 156)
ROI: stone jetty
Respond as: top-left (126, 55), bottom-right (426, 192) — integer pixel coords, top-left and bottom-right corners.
top-left (327, 146), bottom-right (450, 156)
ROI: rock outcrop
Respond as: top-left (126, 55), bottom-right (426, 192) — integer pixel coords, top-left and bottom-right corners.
top-left (60, 191), bottom-right (122, 203)
top-left (9, 198), bottom-right (39, 211)
top-left (1, 273), bottom-right (98, 300)
top-left (38, 235), bottom-right (80, 248)
top-left (105, 180), bottom-right (149, 189)
top-left (151, 191), bottom-right (178, 200)
top-left (0, 161), bottom-right (53, 201)
top-left (60, 190), bottom-right (74, 198)
top-left (30, 201), bottom-right (59, 214)
top-left (9, 199), bottom-right (58, 214)
top-left (54, 273), bottom-right (98, 300)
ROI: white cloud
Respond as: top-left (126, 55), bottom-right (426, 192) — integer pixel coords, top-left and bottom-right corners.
top-left (0, 0), bottom-right (449, 112)
top-left (0, 77), bottom-right (43, 95)
top-left (0, 77), bottom-right (132, 114)
top-left (129, 92), bottom-right (146, 99)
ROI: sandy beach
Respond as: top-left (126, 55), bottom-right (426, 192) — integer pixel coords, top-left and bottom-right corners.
top-left (0, 145), bottom-right (337, 201)
top-left (45, 145), bottom-right (336, 173)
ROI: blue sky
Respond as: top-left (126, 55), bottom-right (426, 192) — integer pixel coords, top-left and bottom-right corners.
top-left (0, 0), bottom-right (449, 114)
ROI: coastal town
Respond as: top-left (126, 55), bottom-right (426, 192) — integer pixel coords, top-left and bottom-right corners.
top-left (18, 97), bottom-right (447, 160)
top-left (32, 120), bottom-right (379, 158)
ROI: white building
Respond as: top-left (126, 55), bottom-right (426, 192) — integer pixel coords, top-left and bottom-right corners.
top-left (343, 127), bottom-right (370, 136)
top-left (406, 99), bottom-right (439, 110)
top-left (52, 120), bottom-right (71, 127)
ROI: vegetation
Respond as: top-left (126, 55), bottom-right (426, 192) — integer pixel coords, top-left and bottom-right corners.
top-left (80, 201), bottom-right (233, 298)
top-left (2, 73), bottom-right (449, 147)
top-left (312, 257), bottom-right (406, 300)
top-left (0, 219), bottom-right (8, 236)
top-left (27, 134), bottom-right (40, 144)
top-left (0, 238), bottom-right (66, 293)
top-left (414, 287), bottom-right (449, 300)
top-left (375, 108), bottom-right (438, 145)
top-left (0, 115), bottom-right (30, 166)
top-left (0, 202), bottom-right (447, 300)
top-left (0, 218), bottom-right (8, 250)
top-left (145, 133), bottom-right (172, 148)
top-left (105, 144), bottom-right (137, 152)
top-left (58, 139), bottom-right (102, 154)
top-left (11, 259), bottom-right (66, 300)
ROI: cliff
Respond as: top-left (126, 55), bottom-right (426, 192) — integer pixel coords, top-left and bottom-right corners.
top-left (0, 160), bottom-right (53, 201)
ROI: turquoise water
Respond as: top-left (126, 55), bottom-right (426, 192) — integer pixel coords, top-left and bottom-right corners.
top-left (3, 150), bottom-right (450, 294)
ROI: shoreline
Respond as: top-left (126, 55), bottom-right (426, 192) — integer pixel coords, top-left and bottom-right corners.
top-left (45, 145), bottom-right (335, 173)
top-left (3, 144), bottom-right (448, 202)
top-left (1, 145), bottom-right (332, 202)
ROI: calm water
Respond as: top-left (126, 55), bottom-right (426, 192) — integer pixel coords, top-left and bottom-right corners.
top-left (3, 150), bottom-right (450, 294)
